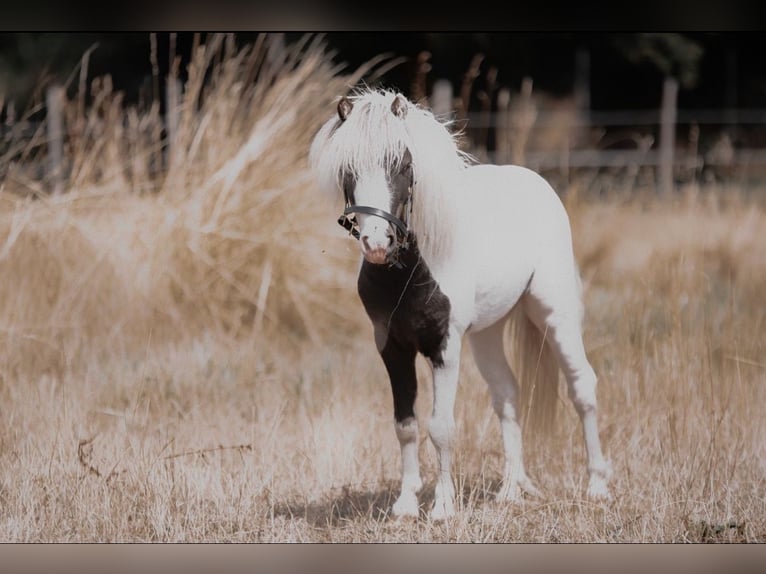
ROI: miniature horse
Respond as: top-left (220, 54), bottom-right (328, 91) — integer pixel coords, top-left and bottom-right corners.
top-left (309, 89), bottom-right (611, 519)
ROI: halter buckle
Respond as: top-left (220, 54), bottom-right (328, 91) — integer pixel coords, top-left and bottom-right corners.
top-left (338, 213), bottom-right (360, 239)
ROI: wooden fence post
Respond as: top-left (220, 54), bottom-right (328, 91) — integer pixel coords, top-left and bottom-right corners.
top-left (46, 84), bottom-right (65, 194)
top-left (495, 88), bottom-right (511, 164)
top-left (511, 77), bottom-right (536, 166)
top-left (658, 76), bottom-right (678, 196)
top-left (165, 76), bottom-right (182, 166)
top-left (430, 79), bottom-right (453, 119)
top-left (574, 48), bottom-right (591, 126)
top-left (574, 48), bottom-right (591, 157)
top-left (410, 51), bottom-right (431, 105)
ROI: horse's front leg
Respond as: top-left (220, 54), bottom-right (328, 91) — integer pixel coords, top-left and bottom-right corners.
top-left (427, 328), bottom-right (462, 520)
top-left (377, 325), bottom-right (422, 518)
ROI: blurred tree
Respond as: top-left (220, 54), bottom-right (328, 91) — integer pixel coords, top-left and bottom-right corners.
top-left (614, 33), bottom-right (704, 89)
top-left (614, 33), bottom-right (704, 195)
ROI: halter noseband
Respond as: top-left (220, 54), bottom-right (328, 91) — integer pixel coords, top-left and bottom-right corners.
top-left (337, 184), bottom-right (414, 268)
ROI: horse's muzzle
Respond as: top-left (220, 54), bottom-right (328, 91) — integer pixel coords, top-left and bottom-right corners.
top-left (339, 208), bottom-right (409, 268)
top-left (362, 248), bottom-right (389, 265)
top-left (361, 234), bottom-right (394, 265)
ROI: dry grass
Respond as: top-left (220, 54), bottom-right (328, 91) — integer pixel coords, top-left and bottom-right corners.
top-left (0, 34), bottom-right (764, 542)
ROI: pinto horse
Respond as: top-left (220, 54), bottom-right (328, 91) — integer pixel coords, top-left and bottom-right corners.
top-left (309, 89), bottom-right (611, 519)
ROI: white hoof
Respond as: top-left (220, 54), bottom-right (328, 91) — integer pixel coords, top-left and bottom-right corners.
top-left (430, 480), bottom-right (456, 521)
top-left (587, 476), bottom-right (611, 500)
top-left (587, 463), bottom-right (612, 500)
top-left (391, 492), bottom-right (419, 519)
top-left (497, 476), bottom-right (542, 502)
top-left (429, 498), bottom-right (455, 521)
top-left (496, 483), bottom-right (522, 503)
top-left (520, 476), bottom-right (543, 499)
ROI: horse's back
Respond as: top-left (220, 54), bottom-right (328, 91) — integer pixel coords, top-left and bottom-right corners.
top-left (463, 163), bottom-right (580, 331)
top-left (465, 163), bottom-right (572, 249)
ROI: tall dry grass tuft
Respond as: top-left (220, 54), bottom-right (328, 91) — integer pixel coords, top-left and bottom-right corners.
top-left (134, 34), bottom-right (372, 348)
top-left (0, 34), bottom-right (374, 379)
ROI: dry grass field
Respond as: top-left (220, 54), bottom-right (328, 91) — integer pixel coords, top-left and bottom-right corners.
top-left (0, 35), bottom-right (764, 542)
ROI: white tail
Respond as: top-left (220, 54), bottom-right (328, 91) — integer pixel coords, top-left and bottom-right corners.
top-left (507, 304), bottom-right (561, 438)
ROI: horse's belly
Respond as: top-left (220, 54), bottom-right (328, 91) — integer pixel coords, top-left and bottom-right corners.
top-left (469, 259), bottom-right (532, 332)
top-left (461, 168), bottom-right (557, 332)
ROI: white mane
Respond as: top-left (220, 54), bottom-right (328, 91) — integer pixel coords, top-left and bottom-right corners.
top-left (309, 88), bottom-right (470, 266)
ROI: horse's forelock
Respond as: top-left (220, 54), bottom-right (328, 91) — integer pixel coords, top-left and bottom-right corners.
top-left (312, 90), bottom-right (414, 190)
top-left (311, 89), bottom-right (467, 265)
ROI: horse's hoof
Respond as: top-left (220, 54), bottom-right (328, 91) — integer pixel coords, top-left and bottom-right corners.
top-left (587, 476), bottom-right (611, 501)
top-left (391, 494), bottom-right (419, 519)
top-left (521, 478), bottom-right (543, 499)
top-left (587, 462), bottom-right (613, 501)
top-left (497, 474), bottom-right (542, 502)
top-left (429, 499), bottom-right (456, 522)
top-left (495, 483), bottom-right (523, 503)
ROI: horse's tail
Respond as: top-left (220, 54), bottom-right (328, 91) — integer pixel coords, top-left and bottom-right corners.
top-left (508, 304), bottom-right (560, 439)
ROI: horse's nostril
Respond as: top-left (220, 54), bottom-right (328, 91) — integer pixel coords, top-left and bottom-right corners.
top-left (361, 236), bottom-right (371, 250)
top-left (387, 235), bottom-right (394, 247)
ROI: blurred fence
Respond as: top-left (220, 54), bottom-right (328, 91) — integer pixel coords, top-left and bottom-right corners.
top-left (428, 76), bottom-right (766, 193)
top-left (461, 108), bottom-right (766, 169)
top-left (3, 80), bottom-right (766, 195)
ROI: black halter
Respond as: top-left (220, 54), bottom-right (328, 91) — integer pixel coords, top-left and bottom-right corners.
top-left (337, 185), bottom-right (414, 268)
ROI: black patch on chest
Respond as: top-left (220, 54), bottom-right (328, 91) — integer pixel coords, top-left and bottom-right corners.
top-left (357, 236), bottom-right (451, 367)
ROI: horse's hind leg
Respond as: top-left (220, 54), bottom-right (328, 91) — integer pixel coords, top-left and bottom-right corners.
top-left (377, 326), bottom-right (422, 518)
top-left (469, 319), bottom-right (541, 502)
top-left (523, 280), bottom-right (612, 499)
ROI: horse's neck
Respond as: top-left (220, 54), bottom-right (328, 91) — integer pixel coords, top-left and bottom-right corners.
top-left (411, 210), bottom-right (476, 333)
top-left (411, 176), bottom-right (466, 273)
top-left (417, 234), bottom-right (459, 279)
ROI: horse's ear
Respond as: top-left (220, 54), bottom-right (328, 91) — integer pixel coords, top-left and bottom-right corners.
top-left (391, 94), bottom-right (408, 119)
top-left (337, 97), bottom-right (353, 121)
